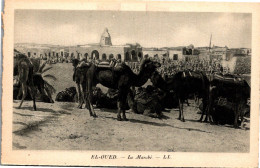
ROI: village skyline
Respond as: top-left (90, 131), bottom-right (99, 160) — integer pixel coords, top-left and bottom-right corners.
top-left (14, 41), bottom-right (251, 50)
top-left (15, 10), bottom-right (252, 48)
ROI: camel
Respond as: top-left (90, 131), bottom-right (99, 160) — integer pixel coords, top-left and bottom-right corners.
top-left (72, 59), bottom-right (89, 108)
top-left (151, 70), bottom-right (210, 122)
top-left (74, 58), bottom-right (161, 121)
top-left (207, 73), bottom-right (250, 128)
top-left (14, 54), bottom-right (36, 110)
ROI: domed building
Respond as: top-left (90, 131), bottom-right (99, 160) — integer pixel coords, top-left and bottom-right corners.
top-left (68, 28), bottom-right (143, 62)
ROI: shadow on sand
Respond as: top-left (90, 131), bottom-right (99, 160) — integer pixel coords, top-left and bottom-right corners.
top-left (185, 119), bottom-right (202, 123)
top-left (13, 112), bottom-right (34, 117)
top-left (129, 118), bottom-right (211, 133)
top-left (104, 115), bottom-right (211, 133)
top-left (99, 108), bottom-right (118, 113)
top-left (59, 103), bottom-right (77, 111)
top-left (13, 115), bottom-right (54, 137)
top-left (14, 106), bottom-right (57, 113)
top-left (13, 108), bottom-right (71, 137)
top-left (14, 106), bottom-right (71, 115)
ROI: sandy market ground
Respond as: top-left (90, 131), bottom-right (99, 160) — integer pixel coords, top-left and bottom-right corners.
top-left (12, 63), bottom-right (250, 152)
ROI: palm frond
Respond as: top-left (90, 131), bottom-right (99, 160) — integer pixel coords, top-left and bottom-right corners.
top-left (44, 80), bottom-right (56, 94)
top-left (41, 67), bottom-right (53, 74)
top-left (43, 74), bottom-right (57, 81)
top-left (38, 62), bottom-right (47, 73)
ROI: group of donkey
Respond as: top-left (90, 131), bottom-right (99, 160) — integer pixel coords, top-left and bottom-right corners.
top-left (15, 53), bottom-right (250, 128)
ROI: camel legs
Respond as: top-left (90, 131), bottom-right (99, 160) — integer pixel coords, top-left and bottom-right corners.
top-left (17, 86), bottom-right (22, 99)
top-left (199, 98), bottom-right (212, 123)
top-left (198, 100), bottom-right (205, 122)
top-left (239, 103), bottom-right (245, 129)
top-left (117, 101), bottom-right (122, 121)
top-left (77, 82), bottom-right (87, 109)
top-left (117, 87), bottom-right (129, 121)
top-left (76, 83), bottom-right (83, 108)
top-left (28, 86), bottom-right (36, 111)
top-left (202, 87), bottom-right (215, 123)
top-left (18, 83), bottom-right (27, 109)
top-left (81, 83), bottom-right (87, 109)
top-left (86, 81), bottom-right (97, 118)
top-left (234, 103), bottom-right (239, 128)
top-left (194, 94), bottom-right (200, 112)
top-left (121, 89), bottom-right (129, 121)
top-left (79, 84), bottom-right (86, 108)
top-left (18, 82), bottom-right (36, 111)
top-left (178, 98), bottom-right (185, 122)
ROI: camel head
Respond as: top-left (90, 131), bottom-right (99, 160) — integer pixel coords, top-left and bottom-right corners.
top-left (140, 58), bottom-right (161, 75)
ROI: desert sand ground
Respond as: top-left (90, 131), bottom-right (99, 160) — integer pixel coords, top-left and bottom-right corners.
top-left (12, 63), bottom-right (250, 152)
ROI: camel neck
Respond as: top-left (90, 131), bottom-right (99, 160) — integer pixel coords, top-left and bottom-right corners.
top-left (133, 70), bottom-right (150, 87)
top-left (154, 75), bottom-right (171, 91)
top-left (158, 79), bottom-right (169, 91)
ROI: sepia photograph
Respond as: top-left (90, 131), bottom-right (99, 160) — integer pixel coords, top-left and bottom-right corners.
top-left (2, 1), bottom-right (260, 167)
top-left (12, 10), bottom-right (252, 151)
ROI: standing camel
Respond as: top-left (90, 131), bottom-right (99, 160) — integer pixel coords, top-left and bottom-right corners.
top-left (151, 70), bottom-right (210, 122)
top-left (72, 59), bottom-right (89, 108)
top-left (14, 54), bottom-right (36, 110)
top-left (82, 58), bottom-right (161, 121)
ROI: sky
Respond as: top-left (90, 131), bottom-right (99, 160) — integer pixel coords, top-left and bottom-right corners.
top-left (14, 10), bottom-right (252, 48)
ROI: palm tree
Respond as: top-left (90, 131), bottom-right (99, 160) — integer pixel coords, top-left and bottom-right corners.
top-left (34, 61), bottom-right (56, 102)
top-left (13, 49), bottom-right (57, 103)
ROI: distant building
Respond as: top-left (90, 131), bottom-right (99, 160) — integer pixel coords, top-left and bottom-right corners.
top-left (168, 49), bottom-right (183, 61)
top-left (230, 48), bottom-right (251, 56)
top-left (167, 45), bottom-right (200, 61)
top-left (142, 48), bottom-right (168, 59)
top-left (210, 45), bottom-right (230, 61)
top-left (14, 43), bottom-right (65, 61)
top-left (14, 28), bottom-right (143, 62)
top-left (14, 31), bottom-right (251, 65)
top-left (67, 28), bottom-right (143, 62)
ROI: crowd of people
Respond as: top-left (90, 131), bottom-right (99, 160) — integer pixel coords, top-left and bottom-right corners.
top-left (44, 52), bottom-right (250, 76)
top-left (125, 57), bottom-right (231, 77)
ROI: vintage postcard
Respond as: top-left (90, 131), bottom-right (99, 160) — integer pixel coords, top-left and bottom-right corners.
top-left (2, 0), bottom-right (260, 167)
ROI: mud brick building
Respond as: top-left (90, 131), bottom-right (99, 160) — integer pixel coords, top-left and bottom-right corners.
top-left (14, 28), bottom-right (143, 62)
top-left (68, 28), bottom-right (143, 62)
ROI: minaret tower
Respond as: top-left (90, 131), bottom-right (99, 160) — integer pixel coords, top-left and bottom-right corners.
top-left (100, 28), bottom-right (112, 46)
